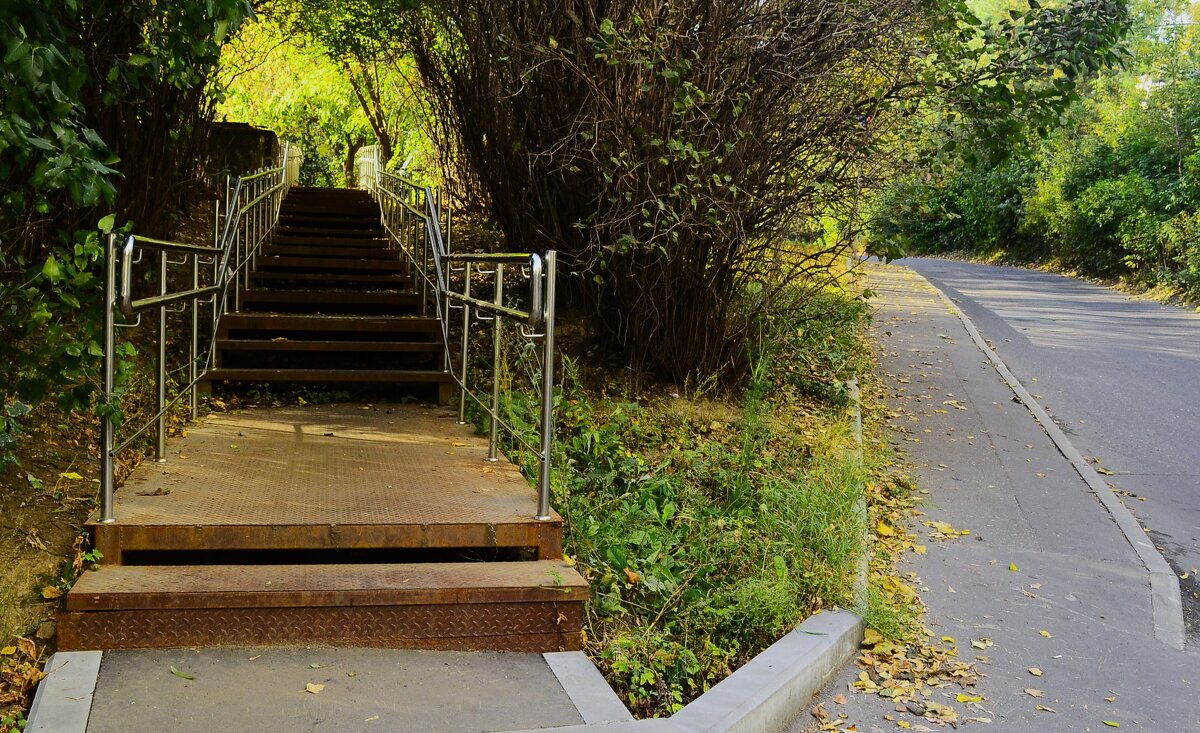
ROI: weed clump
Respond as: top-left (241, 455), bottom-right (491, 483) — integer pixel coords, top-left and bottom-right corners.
top-left (498, 289), bottom-right (889, 716)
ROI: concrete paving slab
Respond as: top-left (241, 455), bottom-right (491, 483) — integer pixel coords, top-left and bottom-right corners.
top-left (84, 648), bottom-right (584, 733)
top-left (544, 652), bottom-right (633, 724)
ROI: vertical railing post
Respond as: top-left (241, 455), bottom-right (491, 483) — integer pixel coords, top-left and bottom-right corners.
top-left (189, 247), bottom-right (199, 420)
top-left (457, 262), bottom-right (472, 425)
top-left (155, 250), bottom-right (167, 463)
top-left (536, 251), bottom-right (556, 521)
top-left (487, 264), bottom-right (504, 462)
top-left (100, 234), bottom-right (117, 524)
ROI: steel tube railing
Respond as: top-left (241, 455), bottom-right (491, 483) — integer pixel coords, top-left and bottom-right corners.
top-left (365, 167), bottom-right (559, 522)
top-left (98, 141), bottom-right (301, 523)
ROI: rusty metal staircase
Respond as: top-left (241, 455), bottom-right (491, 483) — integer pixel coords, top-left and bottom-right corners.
top-left (205, 186), bottom-right (453, 398)
top-left (60, 164), bottom-right (585, 652)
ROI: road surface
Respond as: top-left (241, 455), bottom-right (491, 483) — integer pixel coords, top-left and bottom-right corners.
top-left (903, 257), bottom-right (1200, 631)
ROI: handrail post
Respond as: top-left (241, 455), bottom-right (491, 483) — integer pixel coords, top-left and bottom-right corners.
top-left (457, 262), bottom-right (472, 424)
top-left (100, 234), bottom-right (117, 524)
top-left (536, 251), bottom-right (556, 521)
top-left (487, 264), bottom-right (504, 462)
top-left (189, 246), bottom-right (199, 420)
top-left (155, 249), bottom-right (167, 463)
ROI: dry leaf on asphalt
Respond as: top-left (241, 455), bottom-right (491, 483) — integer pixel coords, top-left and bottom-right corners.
top-left (1028, 667), bottom-right (1043, 676)
top-left (169, 666), bottom-right (194, 680)
top-left (1024, 688), bottom-right (1045, 697)
top-left (306, 683), bottom-right (325, 694)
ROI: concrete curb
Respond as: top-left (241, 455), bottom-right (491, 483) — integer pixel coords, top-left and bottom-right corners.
top-left (918, 270), bottom-right (1186, 650)
top-left (545, 651), bottom-right (635, 724)
top-left (505, 610), bottom-right (864, 733)
top-left (25, 651), bottom-right (101, 733)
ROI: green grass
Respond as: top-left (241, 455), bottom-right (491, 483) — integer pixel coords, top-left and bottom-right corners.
top-left (491, 288), bottom-right (896, 717)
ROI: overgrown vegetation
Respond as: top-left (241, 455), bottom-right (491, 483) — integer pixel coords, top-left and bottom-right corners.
top-left (484, 285), bottom-right (898, 716)
top-left (874, 0), bottom-right (1200, 299)
top-left (1, 0), bottom-right (250, 468)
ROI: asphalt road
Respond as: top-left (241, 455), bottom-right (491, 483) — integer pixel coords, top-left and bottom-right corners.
top-left (898, 258), bottom-right (1200, 635)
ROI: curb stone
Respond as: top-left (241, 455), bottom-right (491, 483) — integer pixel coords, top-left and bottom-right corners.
top-left (26, 651), bottom-right (101, 733)
top-left (503, 609), bottom-right (865, 733)
top-left (916, 268), bottom-right (1186, 650)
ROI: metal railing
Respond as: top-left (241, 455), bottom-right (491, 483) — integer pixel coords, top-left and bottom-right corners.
top-left (98, 142), bottom-right (300, 523)
top-left (365, 162), bottom-right (560, 522)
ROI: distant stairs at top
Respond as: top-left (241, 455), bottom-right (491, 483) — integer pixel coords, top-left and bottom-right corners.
top-left (205, 186), bottom-right (453, 399)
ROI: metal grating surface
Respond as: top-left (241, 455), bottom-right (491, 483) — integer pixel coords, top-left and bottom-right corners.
top-left (100, 404), bottom-right (558, 529)
top-left (59, 602), bottom-right (583, 652)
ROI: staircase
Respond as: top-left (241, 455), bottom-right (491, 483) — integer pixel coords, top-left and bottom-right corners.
top-left (59, 187), bottom-right (586, 652)
top-left (204, 186), bottom-right (453, 401)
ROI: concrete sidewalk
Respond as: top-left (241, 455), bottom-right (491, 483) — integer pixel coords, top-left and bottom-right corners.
top-left (791, 264), bottom-right (1198, 732)
top-left (31, 647), bottom-right (630, 733)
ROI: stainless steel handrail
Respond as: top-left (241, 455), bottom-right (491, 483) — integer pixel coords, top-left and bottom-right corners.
top-left (366, 164), bottom-right (558, 522)
top-left (98, 141), bottom-right (301, 523)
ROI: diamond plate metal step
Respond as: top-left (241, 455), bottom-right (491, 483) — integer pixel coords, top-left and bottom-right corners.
top-left (59, 561), bottom-right (585, 651)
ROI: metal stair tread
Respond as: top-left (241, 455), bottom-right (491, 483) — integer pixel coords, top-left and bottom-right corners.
top-left (66, 560), bottom-right (587, 611)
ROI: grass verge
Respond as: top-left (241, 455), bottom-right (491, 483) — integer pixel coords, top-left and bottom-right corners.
top-left (492, 286), bottom-right (917, 717)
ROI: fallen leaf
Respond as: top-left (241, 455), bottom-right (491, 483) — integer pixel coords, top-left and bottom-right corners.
top-left (364, 716), bottom-right (379, 722)
top-left (1036, 705), bottom-right (1057, 713)
top-left (0, 646), bottom-right (15, 656)
top-left (1028, 667), bottom-right (1043, 677)
top-left (1009, 563), bottom-right (1020, 572)
top-left (306, 683), bottom-right (325, 694)
top-left (169, 666), bottom-right (195, 680)
top-left (451, 441), bottom-right (467, 447)
top-left (248, 655), bottom-right (261, 661)
top-left (811, 703), bottom-right (830, 721)
top-left (956, 693), bottom-right (982, 703)
top-left (41, 585), bottom-right (63, 599)
top-left (833, 693), bottom-right (847, 705)
top-left (862, 628), bottom-right (884, 646)
top-left (1102, 722), bottom-right (1121, 728)
top-left (623, 567), bottom-right (639, 584)
top-left (876, 520), bottom-right (895, 537)
top-left (1024, 688), bottom-right (1045, 698)
top-left (59, 472), bottom-right (83, 480)
top-left (1039, 630), bottom-right (1053, 638)
top-left (914, 545), bottom-right (927, 555)
top-left (1105, 696), bottom-right (1116, 702)
top-left (309, 663), bottom-right (322, 669)
top-left (1096, 467), bottom-right (1115, 476)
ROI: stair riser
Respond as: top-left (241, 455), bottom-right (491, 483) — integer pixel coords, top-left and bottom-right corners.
top-left (59, 604), bottom-right (582, 652)
top-left (218, 351), bottom-right (439, 371)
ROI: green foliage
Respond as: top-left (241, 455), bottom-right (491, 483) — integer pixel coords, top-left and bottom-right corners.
top-left (0, 0), bottom-right (248, 466)
top-left (491, 289), bottom-right (871, 716)
top-left (874, 3), bottom-right (1200, 297)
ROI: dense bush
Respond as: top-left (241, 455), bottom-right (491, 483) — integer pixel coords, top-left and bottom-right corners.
top-left (0, 1), bottom-right (247, 465)
top-left (873, 5), bottom-right (1200, 297)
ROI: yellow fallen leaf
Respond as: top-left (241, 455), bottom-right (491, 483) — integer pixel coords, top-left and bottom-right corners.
top-left (451, 441), bottom-right (467, 447)
top-left (0, 646), bottom-right (15, 656)
top-left (897, 722), bottom-right (911, 730)
top-left (941, 635), bottom-right (956, 643)
top-left (1102, 722), bottom-right (1120, 728)
top-left (59, 472), bottom-right (83, 480)
top-left (914, 545), bottom-right (927, 555)
top-left (833, 693), bottom-right (847, 705)
top-left (1036, 704), bottom-right (1057, 713)
top-left (1024, 688), bottom-right (1045, 698)
top-left (876, 520), bottom-right (895, 537)
top-left (41, 585), bottom-right (63, 599)
top-left (1009, 563), bottom-right (1020, 572)
top-left (623, 567), bottom-right (639, 584)
top-left (1105, 696), bottom-right (1117, 702)
top-left (305, 683), bottom-right (325, 694)
top-left (1039, 630), bottom-right (1053, 638)
top-left (1028, 667), bottom-right (1043, 677)
top-left (956, 693), bottom-right (982, 703)
top-left (862, 628), bottom-right (884, 646)
top-left (364, 716), bottom-right (379, 722)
